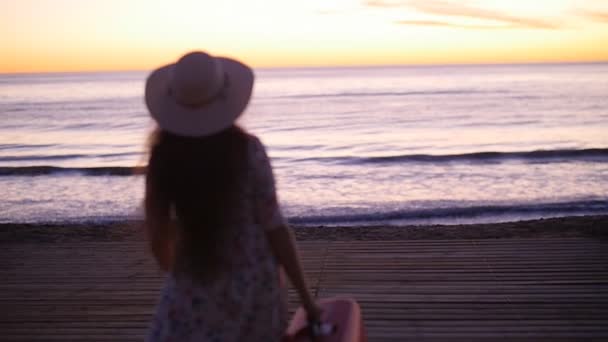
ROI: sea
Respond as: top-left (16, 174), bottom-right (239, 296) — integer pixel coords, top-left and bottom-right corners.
top-left (1, 63), bottom-right (607, 226)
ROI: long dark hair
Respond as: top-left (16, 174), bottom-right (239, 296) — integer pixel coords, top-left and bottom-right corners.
top-left (145, 125), bottom-right (249, 280)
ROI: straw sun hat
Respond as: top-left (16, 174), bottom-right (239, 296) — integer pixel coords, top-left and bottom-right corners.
top-left (145, 51), bottom-right (254, 137)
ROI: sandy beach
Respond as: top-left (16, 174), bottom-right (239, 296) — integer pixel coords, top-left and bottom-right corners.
top-left (2, 215), bottom-right (607, 243)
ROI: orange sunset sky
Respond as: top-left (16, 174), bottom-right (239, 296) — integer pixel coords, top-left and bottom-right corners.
top-left (2, 0), bottom-right (608, 73)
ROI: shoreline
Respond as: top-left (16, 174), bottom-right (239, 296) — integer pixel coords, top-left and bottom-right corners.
top-left (0, 215), bottom-right (606, 243)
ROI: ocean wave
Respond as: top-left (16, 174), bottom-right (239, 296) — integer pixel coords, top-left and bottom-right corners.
top-left (0, 151), bottom-right (139, 162)
top-left (293, 148), bottom-right (608, 165)
top-left (2, 148), bottom-right (606, 176)
top-left (0, 154), bottom-right (89, 162)
top-left (0, 166), bottom-right (145, 176)
top-left (288, 200), bottom-right (608, 225)
top-left (0, 143), bottom-right (58, 151)
top-left (272, 89), bottom-right (486, 99)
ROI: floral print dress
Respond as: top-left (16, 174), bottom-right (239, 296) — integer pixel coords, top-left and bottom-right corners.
top-left (147, 135), bottom-right (288, 342)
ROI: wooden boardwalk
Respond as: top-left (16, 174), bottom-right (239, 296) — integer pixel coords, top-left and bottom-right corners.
top-left (1, 238), bottom-right (607, 341)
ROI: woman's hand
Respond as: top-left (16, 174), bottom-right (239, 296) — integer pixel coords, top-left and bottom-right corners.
top-left (304, 299), bottom-right (323, 322)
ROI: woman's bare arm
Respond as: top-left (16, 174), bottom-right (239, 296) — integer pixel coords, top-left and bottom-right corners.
top-left (266, 224), bottom-right (321, 318)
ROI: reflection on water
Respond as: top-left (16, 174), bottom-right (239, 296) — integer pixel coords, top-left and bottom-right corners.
top-left (1, 64), bottom-right (607, 224)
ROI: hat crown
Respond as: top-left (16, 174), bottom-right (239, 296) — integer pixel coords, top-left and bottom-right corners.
top-left (170, 52), bottom-right (224, 106)
top-left (145, 51), bottom-right (254, 137)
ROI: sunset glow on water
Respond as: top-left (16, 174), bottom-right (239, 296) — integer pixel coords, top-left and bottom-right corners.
top-left (1, 64), bottom-right (607, 224)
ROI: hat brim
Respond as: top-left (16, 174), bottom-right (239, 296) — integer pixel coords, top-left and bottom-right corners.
top-left (145, 57), bottom-right (254, 137)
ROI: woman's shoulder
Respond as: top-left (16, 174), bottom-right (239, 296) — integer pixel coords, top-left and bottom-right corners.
top-left (243, 133), bottom-right (267, 154)
top-left (243, 131), bottom-right (261, 144)
top-left (242, 133), bottom-right (273, 172)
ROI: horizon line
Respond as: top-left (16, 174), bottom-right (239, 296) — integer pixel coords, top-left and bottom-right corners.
top-left (1, 60), bottom-right (607, 76)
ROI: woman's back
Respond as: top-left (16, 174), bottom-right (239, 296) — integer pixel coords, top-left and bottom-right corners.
top-left (147, 132), bottom-right (288, 341)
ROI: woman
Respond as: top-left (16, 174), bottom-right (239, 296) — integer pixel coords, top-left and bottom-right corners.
top-left (143, 51), bottom-right (320, 341)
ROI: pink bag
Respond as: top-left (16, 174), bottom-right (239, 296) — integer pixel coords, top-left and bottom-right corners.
top-left (284, 297), bottom-right (367, 342)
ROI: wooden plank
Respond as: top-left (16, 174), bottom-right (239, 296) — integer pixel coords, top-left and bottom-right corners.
top-left (1, 237), bottom-right (607, 341)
